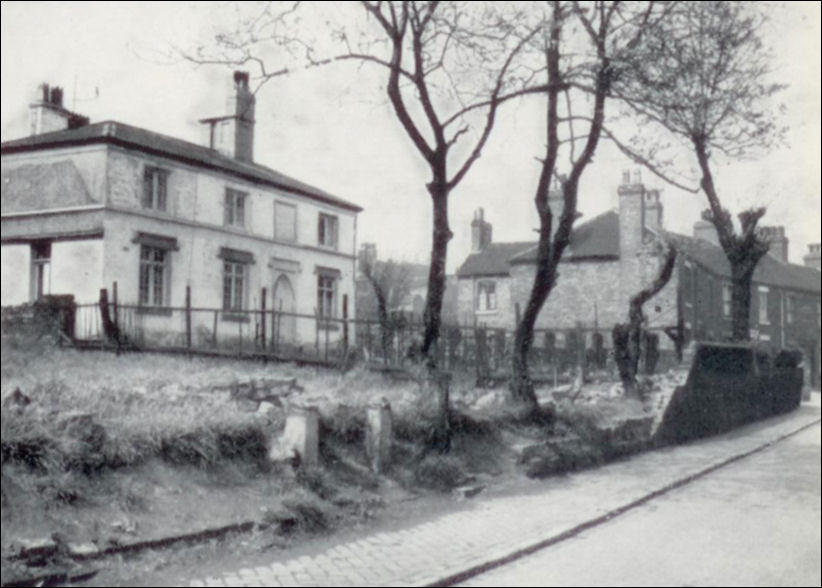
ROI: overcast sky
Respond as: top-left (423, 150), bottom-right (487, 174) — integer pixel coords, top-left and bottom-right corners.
top-left (2, 1), bottom-right (820, 272)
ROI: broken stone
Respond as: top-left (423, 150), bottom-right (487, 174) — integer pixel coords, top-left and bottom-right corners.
top-left (454, 484), bottom-right (485, 500)
top-left (257, 401), bottom-right (279, 419)
top-left (67, 542), bottom-right (98, 559)
top-left (14, 537), bottom-right (57, 560)
top-left (268, 406), bottom-right (319, 467)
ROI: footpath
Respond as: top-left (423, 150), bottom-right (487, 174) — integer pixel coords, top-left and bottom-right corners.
top-left (186, 396), bottom-right (821, 588)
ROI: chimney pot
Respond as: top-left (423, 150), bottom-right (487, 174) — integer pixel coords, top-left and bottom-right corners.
top-left (50, 86), bottom-right (63, 107)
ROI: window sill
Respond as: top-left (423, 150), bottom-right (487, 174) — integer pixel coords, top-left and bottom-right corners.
top-left (136, 306), bottom-right (173, 316)
top-left (317, 321), bottom-right (341, 331)
top-left (221, 313), bottom-right (251, 323)
top-left (475, 309), bottom-right (499, 316)
top-left (317, 243), bottom-right (339, 251)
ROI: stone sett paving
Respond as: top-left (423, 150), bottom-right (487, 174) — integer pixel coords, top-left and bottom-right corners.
top-left (186, 403), bottom-right (820, 588)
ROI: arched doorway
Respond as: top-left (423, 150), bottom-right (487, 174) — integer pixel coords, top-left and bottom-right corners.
top-left (272, 274), bottom-right (296, 345)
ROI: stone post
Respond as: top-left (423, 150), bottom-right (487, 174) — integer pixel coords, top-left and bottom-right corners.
top-left (269, 405), bottom-right (319, 467)
top-left (366, 400), bottom-right (392, 474)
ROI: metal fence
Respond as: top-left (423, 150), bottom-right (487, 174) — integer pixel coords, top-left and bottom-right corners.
top-left (67, 285), bottom-right (677, 381)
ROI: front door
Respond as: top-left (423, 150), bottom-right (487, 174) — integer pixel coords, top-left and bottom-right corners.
top-left (272, 274), bottom-right (296, 345)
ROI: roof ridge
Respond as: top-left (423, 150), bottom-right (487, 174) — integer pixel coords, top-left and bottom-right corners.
top-left (1, 120), bottom-right (363, 213)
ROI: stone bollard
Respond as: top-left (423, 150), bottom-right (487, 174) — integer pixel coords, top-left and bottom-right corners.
top-left (268, 405), bottom-right (319, 467)
top-left (366, 399), bottom-right (392, 474)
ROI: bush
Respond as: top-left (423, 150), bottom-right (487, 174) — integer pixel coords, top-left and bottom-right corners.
top-left (414, 453), bottom-right (468, 492)
top-left (281, 489), bottom-right (334, 533)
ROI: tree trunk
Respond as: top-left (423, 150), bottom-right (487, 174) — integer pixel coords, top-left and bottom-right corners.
top-left (511, 236), bottom-right (554, 411)
top-left (729, 261), bottom-right (756, 342)
top-left (376, 290), bottom-right (392, 362)
top-left (421, 184), bottom-right (452, 365)
top-left (613, 246), bottom-right (677, 397)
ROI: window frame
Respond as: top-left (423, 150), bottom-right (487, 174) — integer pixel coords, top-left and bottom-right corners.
top-left (274, 201), bottom-right (298, 242)
top-left (476, 280), bottom-right (498, 313)
top-left (722, 283), bottom-right (732, 318)
top-left (138, 244), bottom-right (170, 308)
top-left (142, 166), bottom-right (169, 212)
top-left (30, 241), bottom-right (51, 301)
top-left (222, 260), bottom-right (248, 313)
top-left (224, 188), bottom-right (248, 228)
top-left (758, 286), bottom-right (770, 325)
top-left (785, 294), bottom-right (794, 325)
top-left (317, 213), bottom-right (339, 249)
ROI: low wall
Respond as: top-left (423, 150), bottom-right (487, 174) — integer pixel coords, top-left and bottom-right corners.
top-left (655, 343), bottom-right (803, 445)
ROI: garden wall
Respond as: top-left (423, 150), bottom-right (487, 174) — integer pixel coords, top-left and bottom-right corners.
top-left (655, 343), bottom-right (803, 445)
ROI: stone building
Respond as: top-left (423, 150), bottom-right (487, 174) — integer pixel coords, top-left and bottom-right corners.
top-left (1, 72), bottom-right (362, 346)
top-left (456, 171), bottom-right (821, 385)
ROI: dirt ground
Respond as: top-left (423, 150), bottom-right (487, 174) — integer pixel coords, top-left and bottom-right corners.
top-left (1, 346), bottom-right (679, 587)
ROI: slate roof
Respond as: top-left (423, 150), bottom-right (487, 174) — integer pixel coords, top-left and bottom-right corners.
top-left (457, 207), bottom-right (820, 295)
top-left (2, 161), bottom-right (94, 213)
top-left (1, 121), bottom-right (362, 212)
top-left (663, 231), bottom-right (821, 294)
top-left (509, 210), bottom-right (621, 264)
top-left (456, 241), bottom-right (535, 277)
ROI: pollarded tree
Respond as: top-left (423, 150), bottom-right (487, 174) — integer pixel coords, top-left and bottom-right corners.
top-left (614, 1), bottom-right (784, 341)
top-left (180, 1), bottom-right (545, 367)
top-left (510, 1), bottom-right (671, 411)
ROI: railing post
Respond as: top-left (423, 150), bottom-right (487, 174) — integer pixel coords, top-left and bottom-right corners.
top-left (112, 281), bottom-right (121, 355)
top-left (342, 294), bottom-right (349, 358)
top-left (260, 287), bottom-right (267, 352)
top-left (212, 309), bottom-right (218, 348)
top-left (185, 286), bottom-right (192, 352)
top-left (112, 281), bottom-right (118, 333)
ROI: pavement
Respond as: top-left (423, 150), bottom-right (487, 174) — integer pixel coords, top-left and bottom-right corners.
top-left (186, 395), bottom-right (821, 588)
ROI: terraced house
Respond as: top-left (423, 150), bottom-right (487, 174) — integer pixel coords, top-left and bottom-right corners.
top-left (1, 72), bottom-right (362, 346)
top-left (457, 171), bottom-right (821, 386)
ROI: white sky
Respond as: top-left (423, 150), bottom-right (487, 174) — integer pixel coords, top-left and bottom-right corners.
top-left (2, 1), bottom-right (820, 272)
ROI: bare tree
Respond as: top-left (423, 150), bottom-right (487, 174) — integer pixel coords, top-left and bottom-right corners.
top-left (612, 244), bottom-right (676, 397)
top-left (180, 1), bottom-right (543, 366)
top-left (510, 1), bottom-right (666, 412)
top-left (614, 1), bottom-right (784, 341)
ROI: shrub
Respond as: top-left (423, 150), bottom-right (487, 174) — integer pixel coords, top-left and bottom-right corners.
top-left (414, 453), bottom-right (467, 492)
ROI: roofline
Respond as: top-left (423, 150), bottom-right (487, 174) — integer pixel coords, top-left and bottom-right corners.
top-left (1, 128), bottom-right (364, 214)
top-left (456, 271), bottom-right (511, 278)
top-left (509, 253), bottom-right (620, 265)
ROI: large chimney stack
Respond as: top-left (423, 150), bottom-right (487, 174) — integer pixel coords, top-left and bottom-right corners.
top-left (470, 208), bottom-right (493, 253)
top-left (803, 243), bottom-right (821, 271)
top-left (200, 71), bottom-right (256, 162)
top-left (693, 219), bottom-right (720, 246)
top-left (29, 83), bottom-right (89, 135)
top-left (757, 226), bottom-right (789, 263)
top-left (644, 189), bottom-right (663, 232)
top-left (618, 168), bottom-right (645, 259)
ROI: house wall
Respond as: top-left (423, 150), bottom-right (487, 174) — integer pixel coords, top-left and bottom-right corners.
top-left (105, 147), bottom-right (356, 253)
top-left (681, 261), bottom-right (821, 386)
top-left (503, 249), bottom-right (679, 349)
top-left (101, 145), bottom-right (358, 346)
top-left (456, 276), bottom-right (514, 329)
top-left (0, 244), bottom-right (30, 305)
top-left (51, 239), bottom-right (104, 303)
top-left (2, 143), bottom-right (359, 349)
